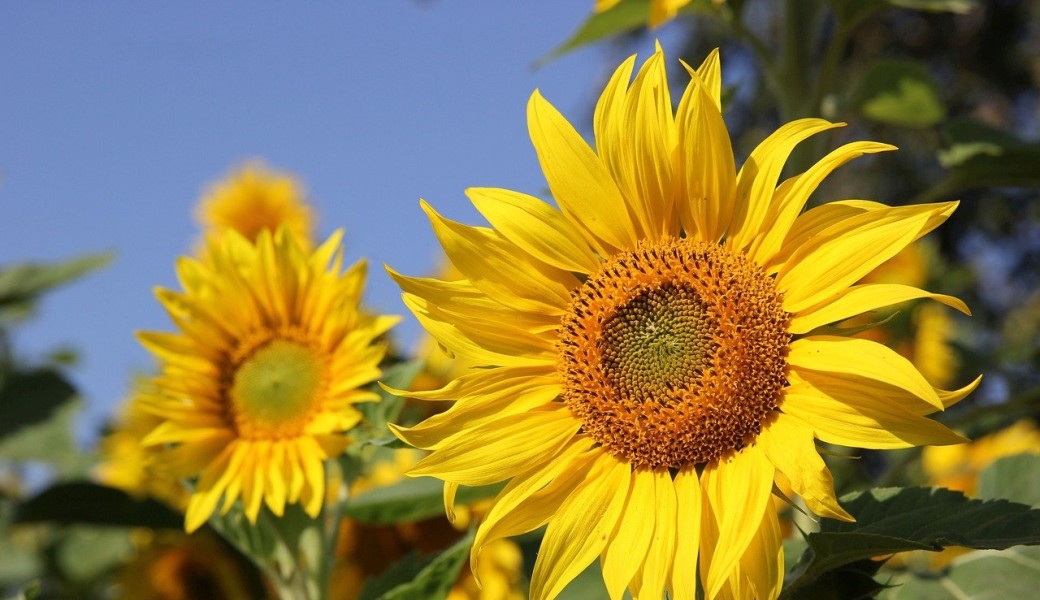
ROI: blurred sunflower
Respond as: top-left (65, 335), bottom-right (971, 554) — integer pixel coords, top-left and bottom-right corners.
top-left (138, 227), bottom-right (397, 532)
top-left (97, 383), bottom-right (189, 511)
top-left (196, 162), bottom-right (315, 246)
top-left (594, 0), bottom-right (722, 28)
top-left (389, 48), bottom-right (978, 600)
top-left (923, 419), bottom-right (1040, 496)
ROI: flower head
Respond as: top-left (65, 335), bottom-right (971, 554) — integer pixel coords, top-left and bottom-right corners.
top-left (196, 162), bottom-right (315, 246)
top-left (138, 227), bottom-right (397, 532)
top-left (389, 48), bottom-right (978, 600)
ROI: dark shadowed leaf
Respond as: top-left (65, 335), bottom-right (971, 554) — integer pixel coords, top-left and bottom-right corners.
top-left (359, 530), bottom-right (472, 600)
top-left (15, 482), bottom-right (183, 529)
top-left (0, 369), bottom-right (76, 440)
top-left (780, 486), bottom-right (1040, 599)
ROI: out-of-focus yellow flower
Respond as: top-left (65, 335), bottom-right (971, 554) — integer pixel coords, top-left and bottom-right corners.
top-left (595, 0), bottom-right (721, 28)
top-left (196, 162), bottom-right (315, 246)
top-left (923, 420), bottom-right (1040, 496)
top-left (97, 384), bottom-right (189, 511)
top-left (115, 531), bottom-right (263, 600)
top-left (138, 228), bottom-right (396, 532)
top-left (331, 451), bottom-right (525, 600)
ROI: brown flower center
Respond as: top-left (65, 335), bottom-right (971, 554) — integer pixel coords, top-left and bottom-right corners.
top-left (557, 238), bottom-right (790, 468)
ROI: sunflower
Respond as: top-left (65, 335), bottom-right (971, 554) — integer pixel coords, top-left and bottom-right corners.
top-left (196, 162), bottom-right (315, 246)
top-left (595, 0), bottom-right (721, 28)
top-left (388, 48), bottom-right (979, 600)
top-left (138, 227), bottom-right (397, 532)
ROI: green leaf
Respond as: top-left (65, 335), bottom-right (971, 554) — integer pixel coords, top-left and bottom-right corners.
top-left (977, 453), bottom-right (1040, 507)
top-left (787, 558), bottom-right (886, 600)
top-left (887, 0), bottom-right (976, 13)
top-left (557, 560), bottom-right (609, 599)
top-left (53, 526), bottom-right (134, 582)
top-left (15, 482), bottom-right (184, 529)
top-left (344, 476), bottom-right (503, 525)
top-left (356, 360), bottom-right (425, 433)
top-left (0, 399), bottom-right (90, 476)
top-left (882, 546), bottom-right (1040, 599)
top-left (0, 369), bottom-right (76, 440)
top-left (0, 253), bottom-right (112, 308)
top-left (852, 59), bottom-right (945, 128)
top-left (780, 486), bottom-right (1040, 599)
top-left (359, 530), bottom-right (473, 600)
top-left (538, 0), bottom-right (652, 65)
top-left (929, 118), bottom-right (1040, 195)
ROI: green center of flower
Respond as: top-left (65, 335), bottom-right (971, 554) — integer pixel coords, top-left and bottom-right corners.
top-left (230, 339), bottom-right (326, 438)
top-left (557, 238), bottom-right (791, 469)
top-left (600, 285), bottom-right (715, 400)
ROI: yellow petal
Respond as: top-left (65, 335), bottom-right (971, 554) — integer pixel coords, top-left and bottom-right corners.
top-left (632, 469), bottom-right (678, 600)
top-left (728, 119), bottom-right (842, 252)
top-left (669, 467), bottom-right (701, 600)
top-left (422, 200), bottom-right (577, 314)
top-left (467, 187), bottom-right (601, 274)
top-left (601, 468), bottom-right (656, 600)
top-left (790, 283), bottom-right (970, 334)
top-left (675, 63), bottom-right (736, 243)
top-left (749, 141), bottom-right (897, 265)
top-left (789, 336), bottom-right (943, 410)
top-left (702, 446), bottom-right (775, 599)
top-left (757, 413), bottom-right (853, 521)
top-left (694, 48), bottom-right (722, 110)
top-left (472, 440), bottom-right (597, 581)
top-left (528, 90), bottom-right (637, 253)
top-left (405, 407), bottom-right (580, 486)
top-left (738, 502), bottom-right (784, 600)
top-left (777, 202), bottom-right (957, 313)
top-left (530, 454), bottom-right (630, 600)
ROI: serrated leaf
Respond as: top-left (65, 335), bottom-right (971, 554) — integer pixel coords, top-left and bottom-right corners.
top-left (0, 369), bottom-right (76, 440)
top-left (344, 476), bottom-right (503, 525)
top-left (780, 487), bottom-right (1040, 599)
top-left (14, 482), bottom-right (184, 529)
top-left (0, 253), bottom-right (112, 308)
top-left (359, 530), bottom-right (473, 600)
top-left (882, 546), bottom-right (1040, 599)
top-left (786, 558), bottom-right (886, 600)
top-left (977, 453), bottom-right (1040, 507)
top-left (852, 59), bottom-right (945, 128)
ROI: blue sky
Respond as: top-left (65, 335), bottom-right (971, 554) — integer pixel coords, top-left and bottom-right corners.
top-left (0, 3), bottom-right (669, 438)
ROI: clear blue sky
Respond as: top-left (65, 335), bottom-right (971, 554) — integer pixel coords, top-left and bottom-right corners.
top-left (0, 3), bottom-right (670, 439)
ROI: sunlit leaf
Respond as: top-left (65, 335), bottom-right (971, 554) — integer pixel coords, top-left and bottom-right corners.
top-left (343, 476), bottom-right (503, 525)
top-left (0, 399), bottom-right (90, 476)
top-left (882, 546), bottom-right (1040, 599)
top-left (852, 59), bottom-right (945, 128)
top-left (888, 0), bottom-right (976, 13)
top-left (539, 0), bottom-right (651, 65)
top-left (54, 526), bottom-right (133, 583)
top-left (781, 486), bottom-right (1040, 599)
top-left (0, 253), bottom-right (112, 309)
top-left (977, 453), bottom-right (1040, 507)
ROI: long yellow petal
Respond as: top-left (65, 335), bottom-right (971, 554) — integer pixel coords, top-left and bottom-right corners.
top-left (694, 49), bottom-right (722, 110)
top-left (784, 369), bottom-right (968, 449)
top-left (789, 283), bottom-right (970, 334)
top-left (472, 440), bottom-right (597, 581)
top-left (422, 200), bottom-right (576, 314)
top-left (757, 413), bottom-right (853, 521)
top-left (728, 119), bottom-right (842, 252)
top-left (789, 336), bottom-right (943, 409)
top-left (467, 187), bottom-right (602, 274)
top-left (702, 446), bottom-right (775, 599)
top-left (749, 141), bottom-right (897, 265)
top-left (405, 407), bottom-right (580, 486)
top-left (528, 90), bottom-right (637, 253)
top-left (669, 467), bottom-right (701, 600)
top-left (633, 469), bottom-right (678, 600)
top-left (601, 468), bottom-right (656, 600)
top-left (530, 454), bottom-right (630, 600)
top-left (675, 63), bottom-right (736, 243)
top-left (738, 502), bottom-right (784, 600)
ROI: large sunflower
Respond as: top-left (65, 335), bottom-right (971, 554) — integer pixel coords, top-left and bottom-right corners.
top-left (138, 227), bottom-right (397, 532)
top-left (389, 48), bottom-right (979, 600)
